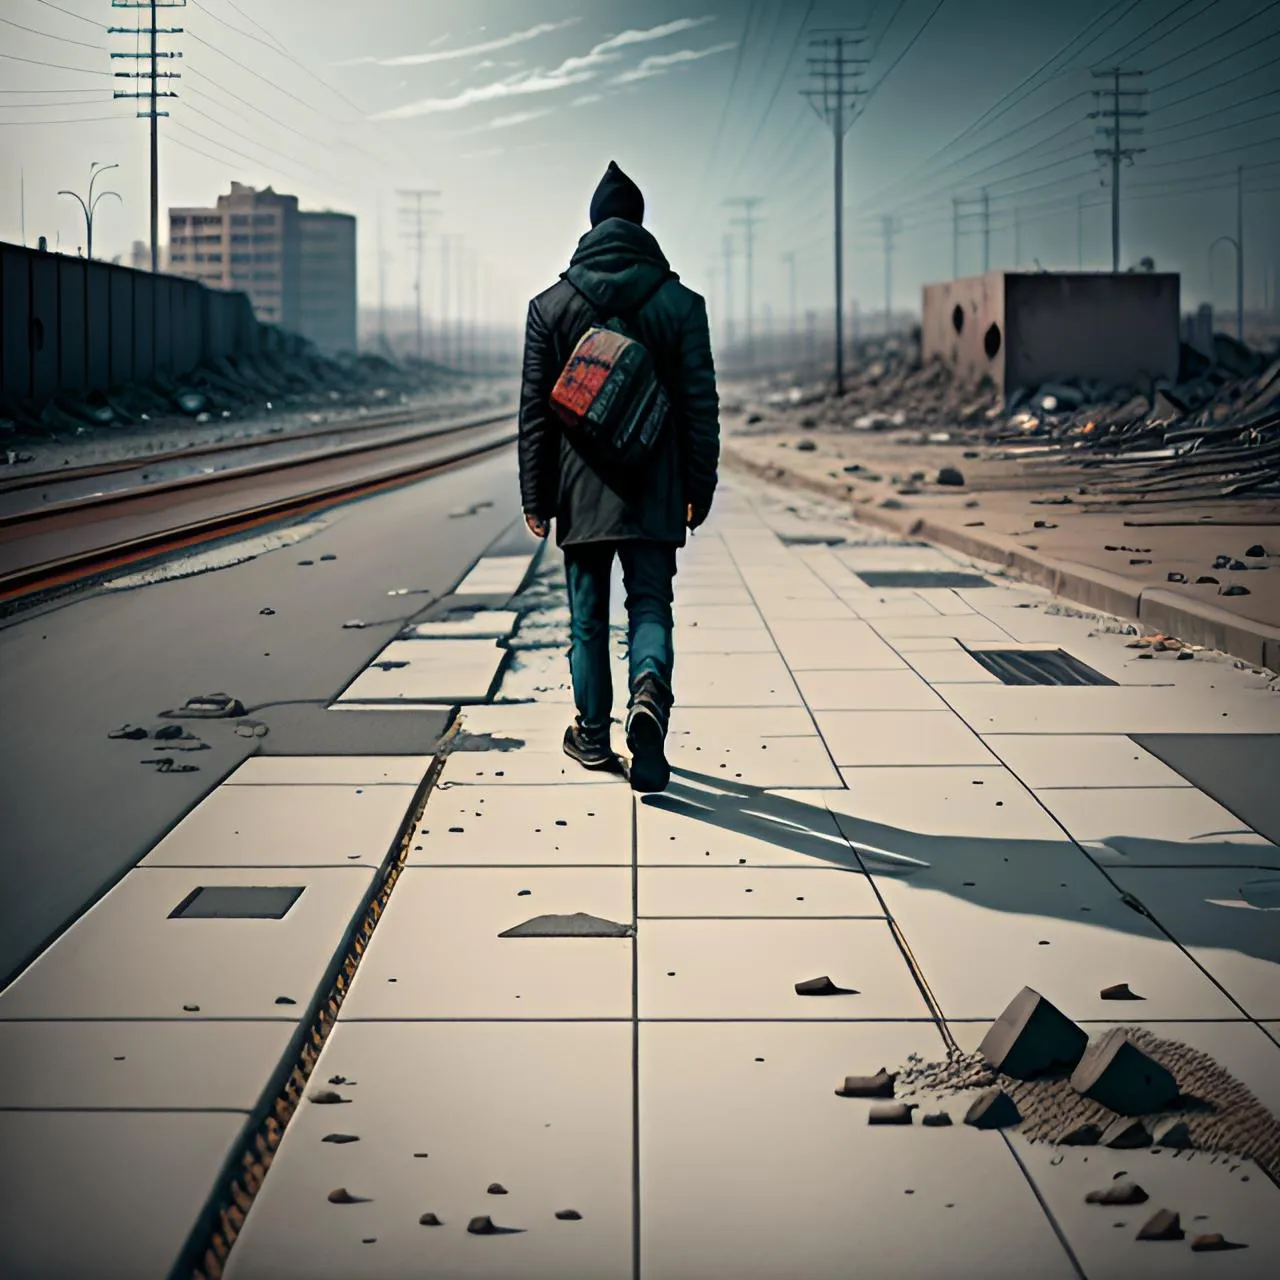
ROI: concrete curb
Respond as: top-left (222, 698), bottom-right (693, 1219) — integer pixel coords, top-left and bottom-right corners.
top-left (723, 444), bottom-right (1280, 672)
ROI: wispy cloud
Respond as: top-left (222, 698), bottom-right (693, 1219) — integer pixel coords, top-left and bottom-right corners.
top-left (611, 41), bottom-right (737, 85)
top-left (571, 93), bottom-right (603, 107)
top-left (341, 19), bottom-right (580, 68)
top-left (464, 107), bottom-right (556, 134)
top-left (372, 17), bottom-right (719, 120)
top-left (459, 145), bottom-right (505, 160)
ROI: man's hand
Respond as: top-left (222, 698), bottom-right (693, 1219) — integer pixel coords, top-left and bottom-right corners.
top-left (686, 503), bottom-right (708, 531)
top-left (525, 513), bottom-right (549, 539)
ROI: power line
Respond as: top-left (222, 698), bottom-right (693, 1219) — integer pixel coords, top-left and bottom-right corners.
top-left (0, 115), bottom-right (122, 126)
top-left (0, 50), bottom-right (112, 74)
top-left (1097, 0), bottom-right (1213, 65)
top-left (31, 0), bottom-right (100, 27)
top-left (1145, 87), bottom-right (1280, 136)
top-left (1142, 103), bottom-right (1280, 150)
top-left (1147, 30), bottom-right (1280, 95)
top-left (857, 0), bottom-right (948, 114)
top-left (180, 102), bottom-right (354, 188)
top-left (0, 14), bottom-right (104, 51)
top-left (1140, 0), bottom-right (1280, 75)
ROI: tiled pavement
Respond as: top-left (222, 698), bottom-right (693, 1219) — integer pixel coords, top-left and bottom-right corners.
top-left (2, 481), bottom-right (1279, 1278)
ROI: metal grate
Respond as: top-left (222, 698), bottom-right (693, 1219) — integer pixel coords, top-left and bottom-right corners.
top-left (169, 885), bottom-right (304, 920)
top-left (856, 570), bottom-right (993, 589)
top-left (966, 649), bottom-right (1116, 687)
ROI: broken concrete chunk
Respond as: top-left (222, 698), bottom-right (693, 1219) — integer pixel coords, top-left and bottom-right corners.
top-left (487, 1182), bottom-right (508, 1195)
top-left (418, 1212), bottom-right (442, 1226)
top-left (795, 439), bottom-right (817, 452)
top-left (322, 1134), bottom-right (359, 1144)
top-left (1136, 1209), bottom-right (1183, 1241)
top-left (309, 1089), bottom-right (348, 1105)
top-left (328, 1187), bottom-right (368, 1204)
top-left (795, 975), bottom-right (859, 996)
top-left (1220, 584), bottom-right (1250, 597)
top-left (498, 912), bottom-right (633, 938)
top-left (1060, 1123), bottom-right (1102, 1146)
top-left (1085, 1180), bottom-right (1148, 1206)
top-left (1099, 983), bottom-right (1143, 1001)
top-left (1070, 1029), bottom-right (1179, 1115)
top-left (868, 1102), bottom-right (914, 1125)
top-left (1150, 1117), bottom-right (1194, 1150)
top-left (1245, 544), bottom-right (1266, 559)
top-left (468, 1215), bottom-right (497, 1234)
top-left (835, 1069), bottom-right (896, 1098)
top-left (922, 1111), bottom-right (953, 1127)
top-left (936, 466), bottom-right (965, 486)
top-left (1100, 1116), bottom-right (1152, 1149)
top-left (108, 725), bottom-right (148, 740)
top-left (1191, 1233), bottom-right (1245, 1251)
top-left (964, 1089), bottom-right (1022, 1130)
top-left (555, 1209), bottom-right (583, 1220)
top-left (978, 987), bottom-right (1087, 1079)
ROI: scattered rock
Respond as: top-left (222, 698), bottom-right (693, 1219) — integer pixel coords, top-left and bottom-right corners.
top-left (234, 721), bottom-right (268, 738)
top-left (418, 1212), bottom-right (443, 1226)
top-left (1213, 554), bottom-right (1232, 570)
top-left (1150, 1117), bottom-right (1194, 1149)
top-left (143, 757), bottom-right (198, 773)
top-left (499, 912), bottom-right (634, 938)
top-left (978, 987), bottom-right (1088, 1079)
top-left (1190, 1232), bottom-right (1246, 1252)
top-left (879, 498), bottom-right (905, 510)
top-left (1177, 649), bottom-right (1194, 660)
top-left (795, 975), bottom-right (859, 996)
top-left (151, 725), bottom-right (185, 740)
top-left (182, 1003), bottom-right (200, 1012)
top-left (868, 1102), bottom-right (915, 1125)
top-left (342, 620), bottom-right (366, 629)
top-left (1033, 520), bottom-right (1057, 529)
top-left (964, 1089), bottom-right (1022, 1130)
top-left (1071, 1029), bottom-right (1179, 1115)
top-left (298, 559), bottom-right (314, 566)
top-left (1085, 1180), bottom-right (1149, 1206)
top-left (487, 1183), bottom-right (508, 1195)
top-left (1100, 1116), bottom-right (1152, 1149)
top-left (108, 725), bottom-right (148, 740)
top-left (1167, 572), bottom-right (1186, 583)
top-left (165, 692), bottom-right (246, 719)
top-left (467, 1214), bottom-right (519, 1235)
top-left (1245, 544), bottom-right (1266, 558)
top-left (555, 1209), bottom-right (583, 1220)
top-left (835, 1069), bottom-right (896, 1098)
top-left (1221, 584), bottom-right (1250, 597)
top-left (922, 1111), bottom-right (953, 1127)
top-left (1099, 982), bottom-right (1143, 1001)
top-left (1136, 1208), bottom-right (1183, 1242)
top-left (373, 660), bottom-right (409, 671)
top-left (259, 607), bottom-right (276, 615)
top-left (274, 995), bottom-right (296, 1005)
top-left (328, 1188), bottom-right (368, 1204)
top-left (796, 439), bottom-right (817, 452)
top-left (320, 553), bottom-right (338, 561)
top-left (309, 1089), bottom-right (348, 1105)
top-left (1059, 1123), bottom-right (1102, 1146)
top-left (322, 1134), bottom-right (359, 1144)
top-left (1229, 559), bottom-right (1249, 571)
top-left (936, 466), bottom-right (965, 486)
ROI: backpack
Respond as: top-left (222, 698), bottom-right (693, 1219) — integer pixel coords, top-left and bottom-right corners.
top-left (549, 276), bottom-right (671, 475)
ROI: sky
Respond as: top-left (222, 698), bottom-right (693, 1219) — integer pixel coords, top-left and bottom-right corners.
top-left (2, 0), bottom-right (1279, 334)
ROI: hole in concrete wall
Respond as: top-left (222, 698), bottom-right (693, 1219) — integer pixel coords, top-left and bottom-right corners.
top-left (951, 304), bottom-right (964, 334)
top-left (983, 321), bottom-right (1002, 360)
top-left (30, 318), bottom-right (45, 353)
top-left (169, 885), bottom-right (304, 919)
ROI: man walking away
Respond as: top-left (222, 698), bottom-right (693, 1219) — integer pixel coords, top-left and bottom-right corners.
top-left (518, 160), bottom-right (720, 792)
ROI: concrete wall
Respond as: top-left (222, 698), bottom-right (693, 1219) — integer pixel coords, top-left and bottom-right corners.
top-left (0, 241), bottom-right (261, 409)
top-left (299, 211), bottom-right (357, 356)
top-left (923, 271), bottom-right (1181, 394)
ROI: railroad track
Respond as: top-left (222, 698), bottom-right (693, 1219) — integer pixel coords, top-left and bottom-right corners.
top-left (0, 406), bottom-right (519, 603)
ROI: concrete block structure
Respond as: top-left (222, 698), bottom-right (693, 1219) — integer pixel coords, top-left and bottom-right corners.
top-left (922, 271), bottom-right (1180, 394)
top-left (299, 211), bottom-right (357, 356)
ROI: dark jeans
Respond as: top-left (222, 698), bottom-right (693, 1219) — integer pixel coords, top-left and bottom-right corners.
top-left (563, 541), bottom-right (676, 733)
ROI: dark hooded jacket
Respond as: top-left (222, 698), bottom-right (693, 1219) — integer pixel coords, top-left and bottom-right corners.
top-left (518, 217), bottom-right (719, 547)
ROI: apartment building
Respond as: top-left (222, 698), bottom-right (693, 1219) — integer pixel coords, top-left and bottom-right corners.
top-left (167, 183), bottom-right (356, 353)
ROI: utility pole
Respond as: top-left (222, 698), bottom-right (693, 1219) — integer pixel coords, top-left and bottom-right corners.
top-left (58, 163), bottom-right (120, 262)
top-left (803, 29), bottom-right (867, 396)
top-left (110, 1), bottom-right (185, 272)
top-left (725, 197), bottom-right (763, 365)
top-left (1090, 67), bottom-right (1146, 273)
top-left (1235, 163), bottom-right (1244, 343)
top-left (397, 188), bottom-right (440, 363)
top-left (1013, 207), bottom-right (1021, 268)
top-left (881, 215), bottom-right (896, 335)
top-left (376, 203), bottom-right (387, 355)
top-left (780, 250), bottom-right (797, 359)
top-left (981, 188), bottom-right (990, 272)
top-left (1077, 192), bottom-right (1086, 269)
top-left (951, 197), bottom-right (959, 278)
top-left (452, 236), bottom-right (465, 373)
top-left (721, 234), bottom-right (736, 347)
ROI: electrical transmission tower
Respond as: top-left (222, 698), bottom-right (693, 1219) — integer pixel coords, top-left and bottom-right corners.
top-left (1090, 68), bottom-right (1145, 273)
top-left (398, 188), bottom-right (440, 362)
top-left (110, 1), bottom-right (185, 273)
top-left (725, 197), bottom-right (763, 365)
top-left (880, 215), bottom-right (898, 335)
top-left (802, 29), bottom-right (866, 396)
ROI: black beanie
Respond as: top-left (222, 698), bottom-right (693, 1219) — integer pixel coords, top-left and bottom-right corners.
top-left (589, 160), bottom-right (644, 227)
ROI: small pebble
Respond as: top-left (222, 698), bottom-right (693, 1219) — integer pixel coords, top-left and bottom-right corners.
top-left (419, 1212), bottom-right (442, 1227)
top-left (555, 1209), bottom-right (583, 1220)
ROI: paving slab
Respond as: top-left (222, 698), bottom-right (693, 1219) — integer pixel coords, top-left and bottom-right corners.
top-left (638, 865), bottom-right (883, 918)
top-left (671, 586), bottom-right (756, 606)
top-left (636, 790), bottom-right (859, 871)
top-left (1110, 866), bottom-right (1280, 1019)
top-left (454, 553), bottom-right (533, 596)
top-left (672, 651), bottom-right (802, 707)
top-left (339, 867), bottom-right (632, 1020)
top-left (0, 1111), bottom-right (249, 1280)
top-left (1033, 788), bottom-right (1273, 868)
top-left (223, 1022), bottom-right (632, 1280)
top-left (1010, 1139), bottom-right (1280, 1280)
top-left (401, 610), bottom-right (518, 639)
top-left (667, 733), bottom-right (842, 788)
top-left (673, 603), bottom-right (763, 629)
top-left (834, 544), bottom-right (963, 571)
top-left (940, 683), bottom-right (1280, 736)
top-left (638, 918), bottom-right (929, 1020)
top-left (0, 866), bottom-right (375, 1020)
top-left (671, 625), bottom-right (779, 653)
top-left (336, 639), bottom-right (506, 704)
top-left (0, 1019), bottom-right (294, 1110)
top-left (436, 748), bottom-right (628, 787)
top-left (793, 667), bottom-right (948, 711)
top-left (224, 756), bottom-right (434, 786)
top-left (982, 734), bottom-right (1194, 790)
top-left (872, 871), bottom-right (1241, 1022)
top-left (639, 1021), bottom-right (1075, 1279)
top-left (868, 614), bottom-right (1016, 641)
top-left (455, 702), bottom-right (581, 751)
top-left (901, 644), bottom-right (1005, 683)
top-left (667, 705), bottom-right (819, 739)
top-left (911, 588), bottom-right (981, 616)
top-left (768, 619), bottom-right (909, 671)
top-left (834, 591), bottom-right (943, 618)
top-left (814, 709), bottom-right (998, 767)
top-left (410, 782), bottom-right (633, 866)
top-left (140, 782), bottom-right (418, 869)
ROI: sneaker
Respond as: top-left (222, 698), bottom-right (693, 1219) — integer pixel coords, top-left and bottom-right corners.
top-left (625, 675), bottom-right (671, 793)
top-left (562, 722), bottom-right (619, 772)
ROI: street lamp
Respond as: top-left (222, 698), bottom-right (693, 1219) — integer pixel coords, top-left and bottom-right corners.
top-left (58, 162), bottom-right (121, 262)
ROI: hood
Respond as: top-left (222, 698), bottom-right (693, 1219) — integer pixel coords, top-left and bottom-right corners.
top-left (562, 217), bottom-right (675, 314)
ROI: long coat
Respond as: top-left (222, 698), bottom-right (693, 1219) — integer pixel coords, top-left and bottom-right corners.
top-left (518, 217), bottom-right (720, 547)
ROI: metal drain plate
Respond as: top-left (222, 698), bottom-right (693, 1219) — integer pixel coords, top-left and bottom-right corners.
top-left (169, 885), bottom-right (304, 920)
top-left (966, 649), bottom-right (1116, 687)
top-left (855, 571), bottom-right (993, 589)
